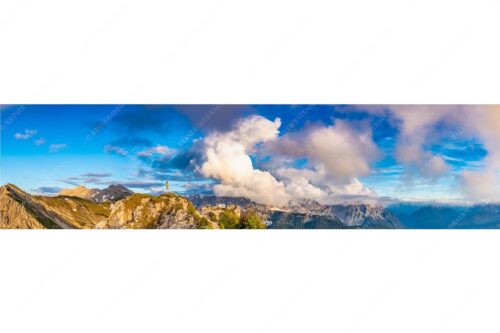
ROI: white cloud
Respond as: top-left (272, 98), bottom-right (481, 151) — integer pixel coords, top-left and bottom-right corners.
top-left (199, 115), bottom-right (291, 206)
top-left (196, 109), bottom-right (500, 204)
top-left (357, 105), bottom-right (500, 201)
top-left (382, 106), bottom-right (458, 179)
top-left (137, 145), bottom-right (176, 157)
top-left (462, 107), bottom-right (500, 201)
top-left (14, 129), bottom-right (37, 139)
top-left (304, 121), bottom-right (379, 181)
top-left (49, 143), bottom-right (68, 153)
top-left (198, 116), bottom-right (379, 206)
top-left (420, 155), bottom-right (450, 178)
top-left (264, 120), bottom-right (380, 204)
top-left (34, 137), bottom-right (46, 146)
top-left (104, 144), bottom-right (127, 156)
top-left (462, 170), bottom-right (500, 202)
top-left (397, 106), bottom-right (500, 200)
top-left (275, 166), bottom-right (375, 205)
top-left (394, 143), bottom-right (450, 178)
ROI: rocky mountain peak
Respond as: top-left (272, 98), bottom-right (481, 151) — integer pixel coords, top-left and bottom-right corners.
top-left (91, 184), bottom-right (133, 203)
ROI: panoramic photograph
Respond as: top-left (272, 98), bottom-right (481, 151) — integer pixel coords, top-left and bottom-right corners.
top-left (1, 105), bottom-right (500, 229)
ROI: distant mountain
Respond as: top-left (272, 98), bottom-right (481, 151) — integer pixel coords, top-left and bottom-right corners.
top-left (387, 202), bottom-right (426, 221)
top-left (189, 195), bottom-right (403, 229)
top-left (401, 206), bottom-right (463, 229)
top-left (91, 184), bottom-right (133, 203)
top-left (460, 204), bottom-right (500, 228)
top-left (58, 184), bottom-right (134, 203)
top-left (326, 204), bottom-right (403, 228)
top-left (391, 203), bottom-right (500, 229)
top-left (59, 185), bottom-right (99, 200)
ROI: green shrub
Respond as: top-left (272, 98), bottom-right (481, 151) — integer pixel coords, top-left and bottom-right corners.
top-left (196, 217), bottom-right (212, 229)
top-left (187, 202), bottom-right (197, 214)
top-left (219, 209), bottom-right (240, 229)
top-left (173, 203), bottom-right (183, 211)
top-left (241, 211), bottom-right (266, 229)
top-left (208, 211), bottom-right (217, 221)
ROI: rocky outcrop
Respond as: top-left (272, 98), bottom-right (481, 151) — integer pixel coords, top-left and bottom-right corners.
top-left (107, 193), bottom-right (202, 229)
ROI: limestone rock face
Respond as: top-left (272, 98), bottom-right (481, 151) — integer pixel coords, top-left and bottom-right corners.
top-left (107, 193), bottom-right (201, 229)
top-left (157, 209), bottom-right (198, 229)
top-left (325, 203), bottom-right (403, 228)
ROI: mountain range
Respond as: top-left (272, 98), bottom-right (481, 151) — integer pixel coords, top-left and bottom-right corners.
top-left (58, 184), bottom-right (134, 203)
top-left (2, 184), bottom-right (500, 229)
top-left (388, 203), bottom-right (500, 229)
top-left (188, 194), bottom-right (403, 228)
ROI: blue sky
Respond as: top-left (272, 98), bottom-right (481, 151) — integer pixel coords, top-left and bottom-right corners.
top-left (1, 105), bottom-right (497, 204)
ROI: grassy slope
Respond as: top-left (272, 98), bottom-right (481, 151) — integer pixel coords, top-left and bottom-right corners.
top-left (35, 195), bottom-right (111, 228)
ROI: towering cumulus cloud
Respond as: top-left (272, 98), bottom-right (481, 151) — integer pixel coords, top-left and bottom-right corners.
top-left (199, 116), bottom-right (291, 206)
top-left (198, 116), bottom-right (379, 206)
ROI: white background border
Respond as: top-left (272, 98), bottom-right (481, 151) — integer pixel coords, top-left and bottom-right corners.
top-left (2, 1), bottom-right (500, 332)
